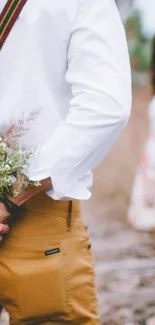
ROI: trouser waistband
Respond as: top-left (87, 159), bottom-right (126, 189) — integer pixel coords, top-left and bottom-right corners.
top-left (25, 192), bottom-right (79, 218)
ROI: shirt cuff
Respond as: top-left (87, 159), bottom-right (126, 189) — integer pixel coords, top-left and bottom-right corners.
top-left (24, 167), bottom-right (93, 200)
top-left (46, 179), bottom-right (91, 200)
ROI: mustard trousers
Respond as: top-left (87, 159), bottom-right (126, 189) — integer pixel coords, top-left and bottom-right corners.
top-left (0, 193), bottom-right (100, 325)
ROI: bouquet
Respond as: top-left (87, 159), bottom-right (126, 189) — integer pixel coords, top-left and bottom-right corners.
top-left (0, 110), bottom-right (40, 204)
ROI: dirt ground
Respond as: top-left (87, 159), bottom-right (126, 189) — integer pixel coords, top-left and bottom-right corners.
top-left (1, 86), bottom-right (154, 325)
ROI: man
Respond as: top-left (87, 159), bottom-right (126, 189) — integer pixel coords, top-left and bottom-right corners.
top-left (0, 0), bottom-right (132, 324)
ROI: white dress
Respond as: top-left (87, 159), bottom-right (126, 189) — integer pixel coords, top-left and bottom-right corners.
top-left (128, 96), bottom-right (155, 231)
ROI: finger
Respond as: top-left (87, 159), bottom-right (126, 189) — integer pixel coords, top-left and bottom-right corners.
top-left (0, 203), bottom-right (10, 216)
top-left (0, 211), bottom-right (9, 223)
top-left (0, 224), bottom-right (9, 234)
top-left (0, 236), bottom-right (3, 242)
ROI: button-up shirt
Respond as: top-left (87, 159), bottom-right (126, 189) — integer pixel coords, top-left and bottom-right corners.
top-left (0, 0), bottom-right (132, 200)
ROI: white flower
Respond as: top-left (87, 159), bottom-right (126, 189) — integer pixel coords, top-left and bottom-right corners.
top-left (0, 142), bottom-right (7, 149)
top-left (9, 176), bottom-right (16, 183)
top-left (5, 164), bottom-right (11, 170)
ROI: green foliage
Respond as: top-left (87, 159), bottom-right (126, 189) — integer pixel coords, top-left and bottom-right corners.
top-left (126, 11), bottom-right (151, 71)
top-left (0, 139), bottom-right (35, 199)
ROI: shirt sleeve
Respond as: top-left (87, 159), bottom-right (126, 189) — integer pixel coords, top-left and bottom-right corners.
top-left (26, 0), bottom-right (132, 200)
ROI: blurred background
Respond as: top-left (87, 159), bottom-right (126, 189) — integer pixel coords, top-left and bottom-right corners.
top-left (81, 1), bottom-right (155, 325)
top-left (1, 1), bottom-right (155, 325)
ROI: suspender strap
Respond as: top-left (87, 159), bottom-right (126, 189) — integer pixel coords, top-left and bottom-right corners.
top-left (0, 0), bottom-right (28, 50)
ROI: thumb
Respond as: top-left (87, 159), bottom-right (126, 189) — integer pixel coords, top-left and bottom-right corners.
top-left (0, 224), bottom-right (9, 234)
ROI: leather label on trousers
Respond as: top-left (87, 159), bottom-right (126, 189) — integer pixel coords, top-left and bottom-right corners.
top-left (45, 248), bottom-right (60, 256)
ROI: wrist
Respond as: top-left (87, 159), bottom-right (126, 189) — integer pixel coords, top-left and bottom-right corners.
top-left (1, 197), bottom-right (24, 216)
top-left (40, 177), bottom-right (52, 191)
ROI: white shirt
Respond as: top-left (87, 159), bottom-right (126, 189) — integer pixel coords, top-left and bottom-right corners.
top-left (0, 0), bottom-right (132, 200)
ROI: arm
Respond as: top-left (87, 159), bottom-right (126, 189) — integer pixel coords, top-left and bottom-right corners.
top-left (14, 0), bottom-right (132, 201)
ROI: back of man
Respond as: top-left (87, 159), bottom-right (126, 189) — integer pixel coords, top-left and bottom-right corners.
top-left (0, 0), bottom-right (79, 148)
top-left (0, 0), bottom-right (132, 324)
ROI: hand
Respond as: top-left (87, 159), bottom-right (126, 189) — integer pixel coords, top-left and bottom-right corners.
top-left (0, 202), bottom-right (10, 241)
top-left (8, 176), bottom-right (52, 206)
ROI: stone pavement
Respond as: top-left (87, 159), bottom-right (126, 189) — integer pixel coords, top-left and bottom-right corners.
top-left (85, 215), bottom-right (155, 325)
top-left (0, 87), bottom-right (154, 325)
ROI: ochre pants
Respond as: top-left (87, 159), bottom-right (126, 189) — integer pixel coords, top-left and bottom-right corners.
top-left (0, 193), bottom-right (100, 325)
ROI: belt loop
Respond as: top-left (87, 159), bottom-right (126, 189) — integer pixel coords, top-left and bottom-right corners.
top-left (67, 201), bottom-right (72, 231)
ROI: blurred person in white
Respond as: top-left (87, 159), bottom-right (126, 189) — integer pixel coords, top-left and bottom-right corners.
top-left (0, 0), bottom-right (131, 324)
top-left (128, 36), bottom-right (155, 231)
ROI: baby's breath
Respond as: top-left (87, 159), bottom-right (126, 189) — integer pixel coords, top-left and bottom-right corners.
top-left (0, 109), bottom-right (41, 199)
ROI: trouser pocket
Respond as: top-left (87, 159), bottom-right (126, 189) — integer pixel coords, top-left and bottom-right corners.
top-left (0, 240), bottom-right (71, 323)
top-left (62, 236), bottom-right (100, 323)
